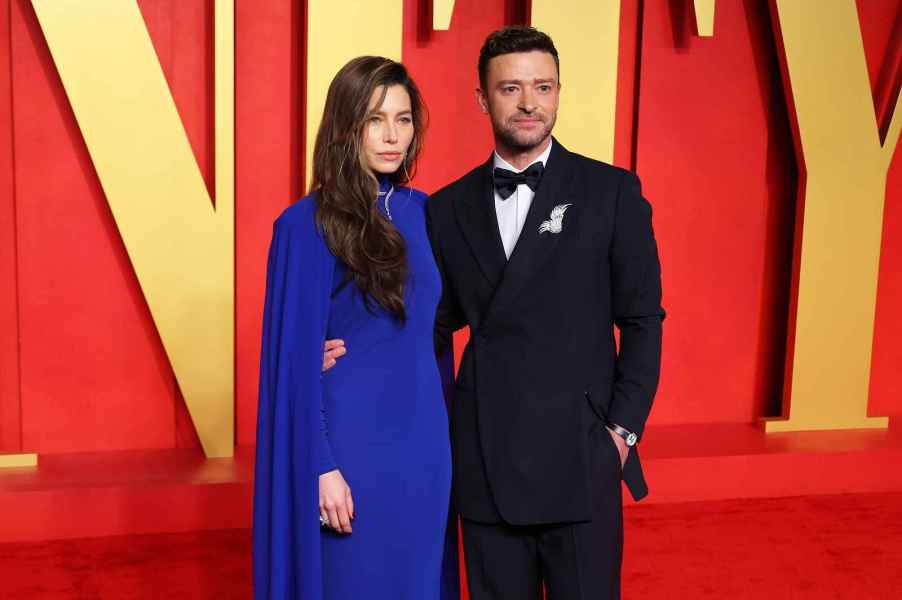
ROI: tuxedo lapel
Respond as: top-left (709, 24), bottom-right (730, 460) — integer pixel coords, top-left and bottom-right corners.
top-left (484, 139), bottom-right (576, 324)
top-left (453, 156), bottom-right (508, 288)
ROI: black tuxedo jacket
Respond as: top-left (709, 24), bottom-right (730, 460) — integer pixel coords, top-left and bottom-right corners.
top-left (426, 139), bottom-right (664, 526)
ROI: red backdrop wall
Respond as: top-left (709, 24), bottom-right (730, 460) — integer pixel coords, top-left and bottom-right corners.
top-left (0, 0), bottom-right (899, 454)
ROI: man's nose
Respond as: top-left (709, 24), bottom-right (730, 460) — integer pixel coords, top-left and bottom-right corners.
top-left (518, 88), bottom-right (537, 112)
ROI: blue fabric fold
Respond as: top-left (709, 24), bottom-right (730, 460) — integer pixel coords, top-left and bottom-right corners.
top-left (253, 200), bottom-right (335, 600)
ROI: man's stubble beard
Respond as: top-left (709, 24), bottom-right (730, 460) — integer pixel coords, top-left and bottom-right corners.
top-left (492, 111), bottom-right (557, 154)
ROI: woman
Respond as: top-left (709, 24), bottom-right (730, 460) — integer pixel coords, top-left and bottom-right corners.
top-left (252, 57), bottom-right (453, 599)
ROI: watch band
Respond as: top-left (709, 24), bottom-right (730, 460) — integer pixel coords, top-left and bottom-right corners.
top-left (608, 423), bottom-right (639, 447)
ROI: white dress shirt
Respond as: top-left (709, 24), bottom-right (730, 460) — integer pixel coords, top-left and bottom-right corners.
top-left (493, 140), bottom-right (554, 259)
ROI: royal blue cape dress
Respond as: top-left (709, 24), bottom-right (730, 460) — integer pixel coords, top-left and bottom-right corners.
top-left (253, 183), bottom-right (457, 600)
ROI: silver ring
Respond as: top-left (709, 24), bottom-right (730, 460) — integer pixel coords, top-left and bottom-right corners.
top-left (319, 515), bottom-right (329, 528)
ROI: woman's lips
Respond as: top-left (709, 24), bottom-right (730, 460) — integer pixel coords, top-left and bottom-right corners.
top-left (378, 152), bottom-right (402, 160)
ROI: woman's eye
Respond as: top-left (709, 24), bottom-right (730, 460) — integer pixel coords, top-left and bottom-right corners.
top-left (368, 116), bottom-right (381, 123)
top-left (399, 116), bottom-right (412, 124)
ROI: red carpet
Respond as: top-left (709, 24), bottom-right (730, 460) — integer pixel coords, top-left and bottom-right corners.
top-left (1, 493), bottom-right (900, 599)
top-left (623, 493), bottom-right (902, 599)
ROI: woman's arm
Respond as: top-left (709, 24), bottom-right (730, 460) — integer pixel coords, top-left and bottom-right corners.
top-left (253, 208), bottom-right (344, 599)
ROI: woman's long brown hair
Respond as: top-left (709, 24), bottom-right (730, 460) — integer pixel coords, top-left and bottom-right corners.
top-left (310, 56), bottom-right (426, 322)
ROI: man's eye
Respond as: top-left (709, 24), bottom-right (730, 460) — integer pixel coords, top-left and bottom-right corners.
top-left (503, 86), bottom-right (517, 93)
top-left (538, 85), bottom-right (551, 92)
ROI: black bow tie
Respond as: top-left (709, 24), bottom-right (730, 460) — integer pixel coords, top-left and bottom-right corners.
top-left (493, 162), bottom-right (544, 200)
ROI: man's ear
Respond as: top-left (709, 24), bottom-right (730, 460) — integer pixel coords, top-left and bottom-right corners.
top-left (475, 88), bottom-right (489, 114)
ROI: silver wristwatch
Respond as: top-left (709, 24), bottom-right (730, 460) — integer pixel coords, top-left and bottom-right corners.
top-left (608, 423), bottom-right (638, 447)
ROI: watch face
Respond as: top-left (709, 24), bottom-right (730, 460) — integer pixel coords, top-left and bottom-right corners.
top-left (626, 433), bottom-right (638, 447)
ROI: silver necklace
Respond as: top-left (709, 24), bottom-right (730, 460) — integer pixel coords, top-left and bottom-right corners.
top-left (377, 185), bottom-right (395, 221)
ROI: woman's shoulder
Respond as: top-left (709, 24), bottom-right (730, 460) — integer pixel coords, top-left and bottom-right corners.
top-left (396, 186), bottom-right (429, 210)
top-left (270, 193), bottom-right (333, 261)
top-left (274, 192), bottom-right (319, 230)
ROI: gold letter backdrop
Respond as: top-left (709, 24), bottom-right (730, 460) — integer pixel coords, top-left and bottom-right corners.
top-left (30, 0), bottom-right (235, 458)
top-left (766, 0), bottom-right (899, 432)
top-left (8, 0), bottom-right (898, 466)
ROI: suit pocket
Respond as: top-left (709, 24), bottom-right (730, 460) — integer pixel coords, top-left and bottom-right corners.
top-left (602, 426), bottom-right (622, 461)
top-left (585, 390), bottom-right (623, 473)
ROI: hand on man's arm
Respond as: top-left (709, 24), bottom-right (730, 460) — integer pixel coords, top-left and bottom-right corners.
top-left (322, 338), bottom-right (346, 372)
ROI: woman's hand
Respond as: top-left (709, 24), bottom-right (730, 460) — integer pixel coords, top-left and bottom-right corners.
top-left (319, 469), bottom-right (354, 533)
top-left (322, 339), bottom-right (346, 372)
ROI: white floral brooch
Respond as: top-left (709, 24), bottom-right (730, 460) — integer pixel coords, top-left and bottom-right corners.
top-left (538, 203), bottom-right (572, 234)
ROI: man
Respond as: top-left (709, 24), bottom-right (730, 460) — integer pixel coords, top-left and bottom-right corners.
top-left (326, 26), bottom-right (664, 600)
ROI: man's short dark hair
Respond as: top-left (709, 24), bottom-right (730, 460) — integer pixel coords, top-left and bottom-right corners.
top-left (478, 26), bottom-right (560, 89)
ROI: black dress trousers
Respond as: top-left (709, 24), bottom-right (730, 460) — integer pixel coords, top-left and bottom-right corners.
top-left (461, 424), bottom-right (626, 600)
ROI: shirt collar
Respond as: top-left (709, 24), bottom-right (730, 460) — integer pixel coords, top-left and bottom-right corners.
top-left (492, 138), bottom-right (553, 173)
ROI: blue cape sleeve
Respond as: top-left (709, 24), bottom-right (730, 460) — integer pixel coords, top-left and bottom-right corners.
top-left (253, 210), bottom-right (334, 600)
